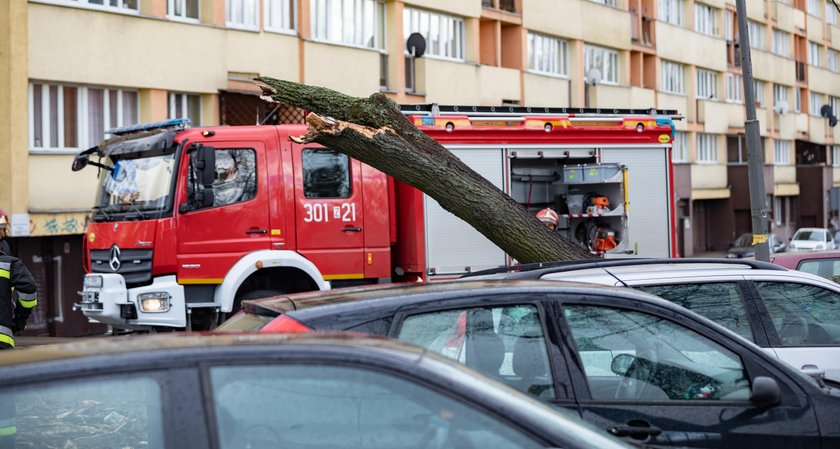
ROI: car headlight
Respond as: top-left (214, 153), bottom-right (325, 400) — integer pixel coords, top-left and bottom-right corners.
top-left (726, 253), bottom-right (737, 258)
top-left (84, 275), bottom-right (103, 289)
top-left (138, 292), bottom-right (171, 313)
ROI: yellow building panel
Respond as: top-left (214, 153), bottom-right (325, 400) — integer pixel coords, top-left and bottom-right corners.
top-left (807, 15), bottom-right (825, 42)
top-left (831, 25), bottom-right (840, 50)
top-left (29, 155), bottom-right (98, 211)
top-left (778, 113), bottom-right (797, 140)
top-left (809, 117), bottom-right (828, 144)
top-left (756, 107), bottom-right (769, 137)
top-left (691, 188), bottom-right (731, 199)
top-left (523, 73), bottom-right (570, 106)
top-left (796, 113), bottom-right (809, 133)
top-left (698, 0), bottom-right (725, 9)
top-left (725, 102), bottom-right (746, 129)
top-left (303, 42), bottom-right (381, 97)
top-left (629, 87), bottom-right (655, 109)
top-left (404, 0), bottom-right (481, 19)
top-left (657, 93), bottom-right (690, 128)
top-left (774, 165), bottom-right (797, 185)
top-left (746, 0), bottom-right (765, 21)
top-left (691, 163), bottom-right (728, 190)
top-left (421, 59), bottom-right (483, 104)
top-left (697, 100), bottom-right (730, 134)
top-left (28, 4), bottom-right (299, 93)
top-left (26, 212), bottom-right (89, 237)
top-left (772, 2), bottom-right (798, 34)
top-left (774, 183), bottom-right (800, 197)
top-left (523, 0), bottom-right (582, 40)
top-left (655, 22), bottom-right (726, 71)
top-left (479, 65), bottom-right (521, 104)
top-left (580, 1), bottom-right (631, 50)
top-left (0, 0), bottom-right (29, 215)
top-left (590, 85), bottom-right (632, 109)
top-left (809, 67), bottom-right (840, 97)
top-left (751, 51), bottom-right (797, 86)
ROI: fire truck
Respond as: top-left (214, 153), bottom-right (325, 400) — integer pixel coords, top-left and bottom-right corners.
top-left (72, 105), bottom-right (680, 331)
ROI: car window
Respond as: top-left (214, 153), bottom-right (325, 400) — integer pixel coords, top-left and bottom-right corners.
top-left (563, 305), bottom-right (751, 402)
top-left (210, 364), bottom-right (545, 449)
top-left (755, 282), bottom-right (840, 346)
top-left (797, 259), bottom-right (840, 282)
top-left (639, 283), bottom-right (755, 341)
top-left (0, 376), bottom-right (164, 448)
top-left (397, 305), bottom-right (555, 399)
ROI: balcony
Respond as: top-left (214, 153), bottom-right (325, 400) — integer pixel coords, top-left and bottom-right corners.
top-left (696, 100), bottom-right (730, 134)
top-left (656, 22), bottom-right (725, 71)
top-left (630, 9), bottom-right (655, 47)
top-left (809, 66), bottom-right (839, 95)
top-left (751, 51), bottom-right (796, 86)
top-left (691, 164), bottom-right (730, 198)
top-left (796, 61), bottom-right (808, 83)
top-left (482, 0), bottom-right (519, 14)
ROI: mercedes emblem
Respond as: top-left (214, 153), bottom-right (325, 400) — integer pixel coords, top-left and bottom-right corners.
top-left (109, 244), bottom-right (121, 272)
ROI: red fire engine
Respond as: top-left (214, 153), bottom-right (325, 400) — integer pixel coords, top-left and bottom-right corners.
top-left (73, 105), bottom-right (679, 331)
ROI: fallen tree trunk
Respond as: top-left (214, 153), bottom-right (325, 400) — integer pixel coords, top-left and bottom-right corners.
top-left (254, 77), bottom-right (594, 263)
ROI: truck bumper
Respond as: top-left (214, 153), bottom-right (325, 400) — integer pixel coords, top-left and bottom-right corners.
top-left (78, 274), bottom-right (187, 329)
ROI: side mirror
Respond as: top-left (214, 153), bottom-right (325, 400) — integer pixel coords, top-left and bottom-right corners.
top-left (749, 376), bottom-right (781, 408)
top-left (191, 144), bottom-right (216, 208)
top-left (72, 153), bottom-right (89, 172)
top-left (611, 353), bottom-right (635, 376)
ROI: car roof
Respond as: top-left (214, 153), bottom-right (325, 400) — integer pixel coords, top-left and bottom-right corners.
top-left (770, 250), bottom-right (840, 268)
top-left (242, 279), bottom-right (687, 319)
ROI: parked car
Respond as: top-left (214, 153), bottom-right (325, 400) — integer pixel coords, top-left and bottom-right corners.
top-left (770, 250), bottom-right (840, 283)
top-left (219, 280), bottom-right (840, 449)
top-left (465, 259), bottom-right (840, 383)
top-left (789, 227), bottom-right (836, 251)
top-left (0, 332), bottom-right (633, 449)
top-left (726, 233), bottom-right (786, 258)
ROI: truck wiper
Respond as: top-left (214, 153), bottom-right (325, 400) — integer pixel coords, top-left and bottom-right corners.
top-left (124, 202), bottom-right (147, 220)
top-left (91, 205), bottom-right (114, 222)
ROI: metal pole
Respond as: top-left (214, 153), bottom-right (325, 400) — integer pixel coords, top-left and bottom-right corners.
top-left (735, 0), bottom-right (770, 261)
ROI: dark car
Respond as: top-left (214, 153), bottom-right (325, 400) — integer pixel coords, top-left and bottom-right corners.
top-left (218, 280), bottom-right (840, 449)
top-left (727, 233), bottom-right (786, 258)
top-left (0, 332), bottom-right (632, 449)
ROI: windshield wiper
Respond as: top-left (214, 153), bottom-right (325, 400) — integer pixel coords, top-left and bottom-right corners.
top-left (91, 205), bottom-right (114, 222)
top-left (124, 202), bottom-right (148, 220)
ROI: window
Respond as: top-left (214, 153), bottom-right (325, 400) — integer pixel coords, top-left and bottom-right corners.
top-left (302, 148), bottom-right (351, 198)
top-left (0, 376), bottom-right (164, 447)
top-left (694, 3), bottom-right (716, 36)
top-left (811, 92), bottom-right (824, 116)
top-left (42, 0), bottom-right (138, 10)
top-left (828, 0), bottom-right (838, 24)
top-left (833, 146), bottom-right (840, 167)
top-left (753, 79), bottom-right (765, 106)
top-left (798, 259), bottom-right (840, 280)
top-left (808, 0), bottom-right (822, 17)
top-left (696, 68), bottom-right (717, 99)
top-left (696, 133), bottom-right (718, 162)
top-left (809, 41), bottom-right (822, 66)
top-left (584, 45), bottom-right (620, 85)
top-left (563, 305), bottom-right (751, 401)
top-left (265, 0), bottom-right (296, 32)
top-left (403, 7), bottom-right (463, 59)
top-left (591, 0), bottom-right (618, 6)
top-left (774, 140), bottom-right (791, 164)
top-left (832, 96), bottom-right (840, 119)
top-left (673, 131), bottom-right (689, 163)
top-left (772, 30), bottom-right (790, 57)
top-left (211, 364), bottom-right (545, 449)
top-left (795, 87), bottom-right (802, 112)
top-left (640, 283), bottom-right (754, 341)
top-left (188, 149), bottom-right (257, 208)
top-left (659, 0), bottom-right (685, 26)
top-left (660, 60), bottom-right (686, 94)
top-left (748, 20), bottom-right (765, 50)
top-left (168, 0), bottom-right (199, 19)
top-left (29, 82), bottom-right (138, 152)
top-left (398, 304), bottom-right (555, 399)
top-left (227, 0), bottom-right (259, 29)
top-left (755, 282), bottom-right (840, 345)
top-left (773, 84), bottom-right (789, 106)
top-left (168, 92), bottom-right (201, 125)
top-left (774, 196), bottom-right (784, 226)
top-left (828, 49), bottom-right (839, 72)
top-left (313, 0), bottom-right (385, 50)
top-left (723, 10), bottom-right (734, 41)
top-left (528, 32), bottom-right (569, 77)
top-left (725, 73), bottom-right (743, 103)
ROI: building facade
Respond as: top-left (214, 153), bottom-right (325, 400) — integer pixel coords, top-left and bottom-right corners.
top-left (2, 0), bottom-right (840, 335)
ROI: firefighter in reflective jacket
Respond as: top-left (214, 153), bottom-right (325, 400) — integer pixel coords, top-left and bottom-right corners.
top-left (0, 251), bottom-right (37, 349)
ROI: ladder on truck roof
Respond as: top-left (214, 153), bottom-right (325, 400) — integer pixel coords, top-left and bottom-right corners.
top-left (400, 104), bottom-right (683, 120)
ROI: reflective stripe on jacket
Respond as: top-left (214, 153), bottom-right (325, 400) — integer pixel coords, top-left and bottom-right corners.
top-left (0, 256), bottom-right (38, 348)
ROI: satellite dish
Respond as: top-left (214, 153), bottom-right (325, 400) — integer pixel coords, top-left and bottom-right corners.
top-left (585, 68), bottom-right (602, 85)
top-left (821, 104), bottom-right (833, 118)
top-left (831, 115), bottom-right (838, 128)
top-left (406, 32), bottom-right (426, 58)
top-left (773, 100), bottom-right (789, 115)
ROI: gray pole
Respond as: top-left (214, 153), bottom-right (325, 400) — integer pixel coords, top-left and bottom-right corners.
top-left (735, 0), bottom-right (770, 261)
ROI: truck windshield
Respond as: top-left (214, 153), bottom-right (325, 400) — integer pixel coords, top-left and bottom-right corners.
top-left (93, 153), bottom-right (176, 220)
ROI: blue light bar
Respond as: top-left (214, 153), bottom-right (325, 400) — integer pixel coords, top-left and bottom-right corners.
top-left (106, 118), bottom-right (191, 136)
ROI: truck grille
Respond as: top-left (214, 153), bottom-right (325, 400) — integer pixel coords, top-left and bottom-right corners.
top-left (90, 249), bottom-right (153, 286)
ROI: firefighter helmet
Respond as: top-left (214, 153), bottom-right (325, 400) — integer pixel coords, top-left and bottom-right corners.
top-left (536, 208), bottom-right (559, 227)
top-left (0, 209), bottom-right (8, 239)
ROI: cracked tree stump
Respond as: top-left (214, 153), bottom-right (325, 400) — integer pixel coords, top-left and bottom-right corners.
top-left (254, 77), bottom-right (594, 263)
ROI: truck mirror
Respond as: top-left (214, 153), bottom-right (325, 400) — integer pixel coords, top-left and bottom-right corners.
top-left (72, 153), bottom-right (89, 172)
top-left (191, 145), bottom-right (216, 208)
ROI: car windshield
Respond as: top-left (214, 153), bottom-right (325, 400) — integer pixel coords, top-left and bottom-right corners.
top-left (732, 233), bottom-right (754, 247)
top-left (94, 153), bottom-right (176, 218)
top-left (793, 230), bottom-right (825, 242)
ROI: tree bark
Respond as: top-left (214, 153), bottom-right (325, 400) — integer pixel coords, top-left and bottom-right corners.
top-left (254, 77), bottom-right (594, 263)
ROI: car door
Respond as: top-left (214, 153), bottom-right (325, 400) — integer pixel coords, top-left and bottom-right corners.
top-left (554, 297), bottom-right (821, 449)
top-left (388, 295), bottom-right (579, 413)
top-left (746, 278), bottom-right (840, 379)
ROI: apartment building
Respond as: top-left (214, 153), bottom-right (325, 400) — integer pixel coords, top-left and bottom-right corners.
top-left (1, 0), bottom-right (839, 335)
